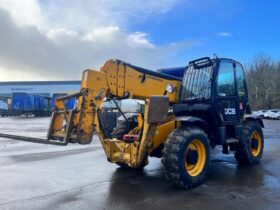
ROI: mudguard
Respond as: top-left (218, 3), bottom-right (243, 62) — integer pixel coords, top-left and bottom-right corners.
top-left (244, 114), bottom-right (264, 128)
top-left (175, 116), bottom-right (208, 128)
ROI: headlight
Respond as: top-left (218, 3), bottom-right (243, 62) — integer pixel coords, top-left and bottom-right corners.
top-left (165, 82), bottom-right (175, 93)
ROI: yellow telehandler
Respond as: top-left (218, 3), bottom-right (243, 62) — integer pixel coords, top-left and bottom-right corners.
top-left (0, 57), bottom-right (264, 188)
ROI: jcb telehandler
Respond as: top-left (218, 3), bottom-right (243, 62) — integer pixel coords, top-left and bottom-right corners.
top-left (0, 57), bottom-right (264, 188)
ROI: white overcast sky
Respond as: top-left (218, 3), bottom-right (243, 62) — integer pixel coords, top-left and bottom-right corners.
top-left (0, 0), bottom-right (198, 81)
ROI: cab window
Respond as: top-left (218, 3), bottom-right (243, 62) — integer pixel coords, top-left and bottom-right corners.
top-left (217, 61), bottom-right (235, 96)
top-left (235, 63), bottom-right (246, 96)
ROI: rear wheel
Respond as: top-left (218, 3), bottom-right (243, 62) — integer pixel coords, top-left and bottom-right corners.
top-left (162, 127), bottom-right (210, 189)
top-left (235, 121), bottom-right (264, 165)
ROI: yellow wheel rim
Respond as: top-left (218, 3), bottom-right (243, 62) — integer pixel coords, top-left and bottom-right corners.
top-left (184, 139), bottom-right (206, 177)
top-left (250, 130), bottom-right (262, 157)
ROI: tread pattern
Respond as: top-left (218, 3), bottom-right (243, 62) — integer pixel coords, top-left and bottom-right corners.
top-left (162, 127), bottom-right (210, 189)
top-left (234, 121), bottom-right (264, 165)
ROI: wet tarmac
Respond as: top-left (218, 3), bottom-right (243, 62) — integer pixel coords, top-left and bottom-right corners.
top-left (0, 117), bottom-right (279, 210)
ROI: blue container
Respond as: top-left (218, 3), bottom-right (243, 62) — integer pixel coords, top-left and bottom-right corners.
top-left (65, 97), bottom-right (76, 110)
top-left (157, 67), bottom-right (186, 79)
top-left (12, 93), bottom-right (35, 111)
top-left (43, 98), bottom-right (50, 111)
top-left (39, 96), bottom-right (44, 111)
top-left (12, 93), bottom-right (25, 110)
top-left (51, 93), bottom-right (76, 110)
top-left (34, 95), bottom-right (40, 111)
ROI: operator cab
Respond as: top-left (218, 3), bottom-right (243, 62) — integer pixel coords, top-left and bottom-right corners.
top-left (173, 57), bottom-right (250, 147)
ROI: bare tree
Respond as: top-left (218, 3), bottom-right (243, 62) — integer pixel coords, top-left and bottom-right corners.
top-left (245, 55), bottom-right (280, 110)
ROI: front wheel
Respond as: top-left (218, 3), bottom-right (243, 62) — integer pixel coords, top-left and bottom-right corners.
top-left (235, 121), bottom-right (264, 165)
top-left (162, 127), bottom-right (210, 189)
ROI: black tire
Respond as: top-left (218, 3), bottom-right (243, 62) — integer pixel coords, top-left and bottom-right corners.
top-left (162, 127), bottom-right (210, 189)
top-left (234, 121), bottom-right (264, 165)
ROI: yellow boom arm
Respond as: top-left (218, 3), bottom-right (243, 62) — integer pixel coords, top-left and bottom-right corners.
top-left (47, 59), bottom-right (182, 167)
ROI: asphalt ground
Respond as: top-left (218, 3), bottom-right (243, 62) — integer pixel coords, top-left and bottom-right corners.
top-left (0, 117), bottom-right (279, 210)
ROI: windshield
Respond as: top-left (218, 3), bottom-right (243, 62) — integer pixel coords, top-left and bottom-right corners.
top-left (180, 64), bottom-right (213, 100)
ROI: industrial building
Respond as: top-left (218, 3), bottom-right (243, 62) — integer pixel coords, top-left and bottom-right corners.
top-left (0, 81), bottom-right (81, 98)
top-left (0, 81), bottom-right (81, 115)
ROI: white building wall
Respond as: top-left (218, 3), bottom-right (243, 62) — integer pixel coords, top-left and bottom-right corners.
top-left (0, 82), bottom-right (81, 96)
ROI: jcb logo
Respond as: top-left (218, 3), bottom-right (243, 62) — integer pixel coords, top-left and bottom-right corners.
top-left (225, 108), bottom-right (236, 115)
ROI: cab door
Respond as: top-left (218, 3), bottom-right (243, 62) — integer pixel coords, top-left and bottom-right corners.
top-left (216, 60), bottom-right (240, 124)
top-left (235, 63), bottom-right (249, 119)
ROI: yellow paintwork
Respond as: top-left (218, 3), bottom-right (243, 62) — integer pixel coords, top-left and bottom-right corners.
top-left (151, 120), bottom-right (176, 151)
top-left (97, 99), bottom-right (158, 167)
top-left (184, 139), bottom-right (206, 177)
top-left (48, 59), bottom-right (183, 167)
top-left (251, 130), bottom-right (262, 157)
top-left (101, 60), bottom-right (181, 102)
top-left (128, 113), bottom-right (143, 135)
top-left (81, 70), bottom-right (108, 91)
